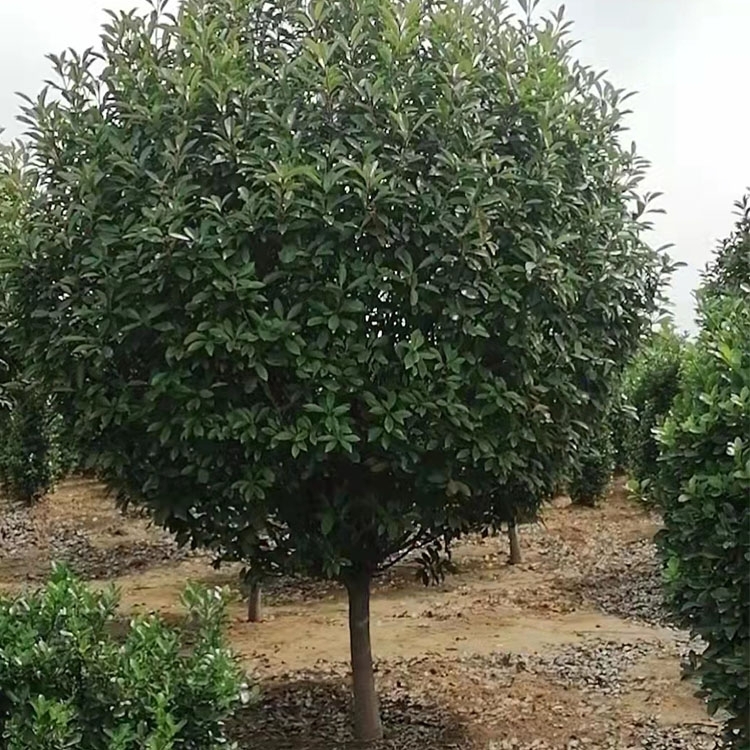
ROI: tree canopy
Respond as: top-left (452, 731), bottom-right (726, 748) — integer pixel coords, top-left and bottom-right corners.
top-left (703, 191), bottom-right (750, 298)
top-left (2, 0), bottom-right (671, 739)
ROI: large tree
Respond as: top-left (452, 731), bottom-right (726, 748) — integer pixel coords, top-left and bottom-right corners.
top-left (4, 0), bottom-right (669, 740)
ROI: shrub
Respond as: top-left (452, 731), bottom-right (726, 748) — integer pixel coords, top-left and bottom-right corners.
top-left (0, 565), bottom-right (248, 749)
top-left (656, 296), bottom-right (750, 746)
top-left (607, 387), bottom-right (631, 473)
top-left (0, 392), bottom-right (54, 504)
top-left (46, 397), bottom-right (82, 482)
top-left (569, 417), bottom-right (614, 506)
top-left (621, 324), bottom-right (685, 501)
top-left (0, 391), bottom-right (80, 504)
top-left (0, 143), bottom-right (59, 503)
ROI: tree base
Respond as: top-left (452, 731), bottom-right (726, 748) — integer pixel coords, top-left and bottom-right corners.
top-left (346, 573), bottom-right (383, 742)
top-left (247, 581), bottom-right (262, 622)
top-left (508, 521), bottom-right (522, 565)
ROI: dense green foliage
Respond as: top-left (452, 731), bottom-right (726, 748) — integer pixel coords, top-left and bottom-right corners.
top-left (0, 566), bottom-right (247, 749)
top-left (607, 383), bottom-right (632, 473)
top-left (703, 192), bottom-right (750, 298)
top-left (620, 324), bottom-right (685, 502)
top-left (5, 0), bottom-right (668, 578)
top-left (569, 415), bottom-right (614, 507)
top-left (3, 0), bottom-right (670, 738)
top-left (0, 143), bottom-right (59, 503)
top-left (0, 393), bottom-right (54, 504)
top-left (0, 141), bottom-right (25, 409)
top-left (655, 200), bottom-right (750, 748)
top-left (0, 391), bottom-right (80, 504)
top-left (656, 297), bottom-right (750, 747)
top-left (0, 143), bottom-right (19, 415)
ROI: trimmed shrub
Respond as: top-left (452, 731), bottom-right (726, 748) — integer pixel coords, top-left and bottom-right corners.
top-left (0, 565), bottom-right (250, 749)
top-left (656, 295), bottom-right (750, 746)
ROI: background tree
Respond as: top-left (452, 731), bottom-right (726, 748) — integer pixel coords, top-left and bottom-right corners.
top-left (620, 322), bottom-right (686, 503)
top-left (607, 377), bottom-right (633, 473)
top-left (4, 0), bottom-right (670, 740)
top-left (0, 142), bottom-right (57, 504)
top-left (0, 141), bottom-right (23, 419)
top-left (703, 191), bottom-right (750, 298)
top-left (0, 393), bottom-right (54, 505)
top-left (568, 414), bottom-right (614, 507)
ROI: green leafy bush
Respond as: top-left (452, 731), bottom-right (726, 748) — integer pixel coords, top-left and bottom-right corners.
top-left (0, 392), bottom-right (80, 503)
top-left (656, 296), bottom-right (750, 746)
top-left (0, 565), bottom-right (248, 749)
top-left (607, 386), bottom-right (632, 473)
top-left (0, 143), bottom-right (60, 503)
top-left (569, 418), bottom-right (614, 506)
top-left (0, 392), bottom-right (54, 504)
top-left (621, 324), bottom-right (685, 501)
top-left (45, 397), bottom-right (82, 482)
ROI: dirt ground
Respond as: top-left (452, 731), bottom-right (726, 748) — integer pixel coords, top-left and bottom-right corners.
top-left (0, 479), bottom-right (719, 749)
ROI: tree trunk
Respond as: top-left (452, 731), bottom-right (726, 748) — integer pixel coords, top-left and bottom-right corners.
top-left (247, 580), bottom-right (262, 622)
top-left (508, 518), bottom-right (522, 565)
top-left (345, 573), bottom-right (383, 743)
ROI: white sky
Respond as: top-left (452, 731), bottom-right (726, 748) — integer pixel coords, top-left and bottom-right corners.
top-left (1, 0), bottom-right (749, 331)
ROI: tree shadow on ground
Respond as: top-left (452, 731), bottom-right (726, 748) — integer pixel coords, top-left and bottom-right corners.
top-left (227, 674), bottom-right (475, 749)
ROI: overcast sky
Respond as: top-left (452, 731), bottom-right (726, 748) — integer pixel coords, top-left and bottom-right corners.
top-left (1, 0), bottom-right (748, 331)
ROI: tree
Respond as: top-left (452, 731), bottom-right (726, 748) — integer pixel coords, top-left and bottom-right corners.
top-left (4, 0), bottom-right (670, 740)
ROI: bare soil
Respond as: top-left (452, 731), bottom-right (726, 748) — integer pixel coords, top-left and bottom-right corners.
top-left (0, 479), bottom-right (718, 749)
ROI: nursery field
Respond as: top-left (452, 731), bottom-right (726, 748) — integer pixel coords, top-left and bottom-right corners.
top-left (0, 478), bottom-right (720, 750)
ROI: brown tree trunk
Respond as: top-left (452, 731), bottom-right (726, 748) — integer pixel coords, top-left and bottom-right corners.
top-left (508, 518), bottom-right (522, 565)
top-left (345, 573), bottom-right (383, 743)
top-left (247, 581), bottom-right (262, 622)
